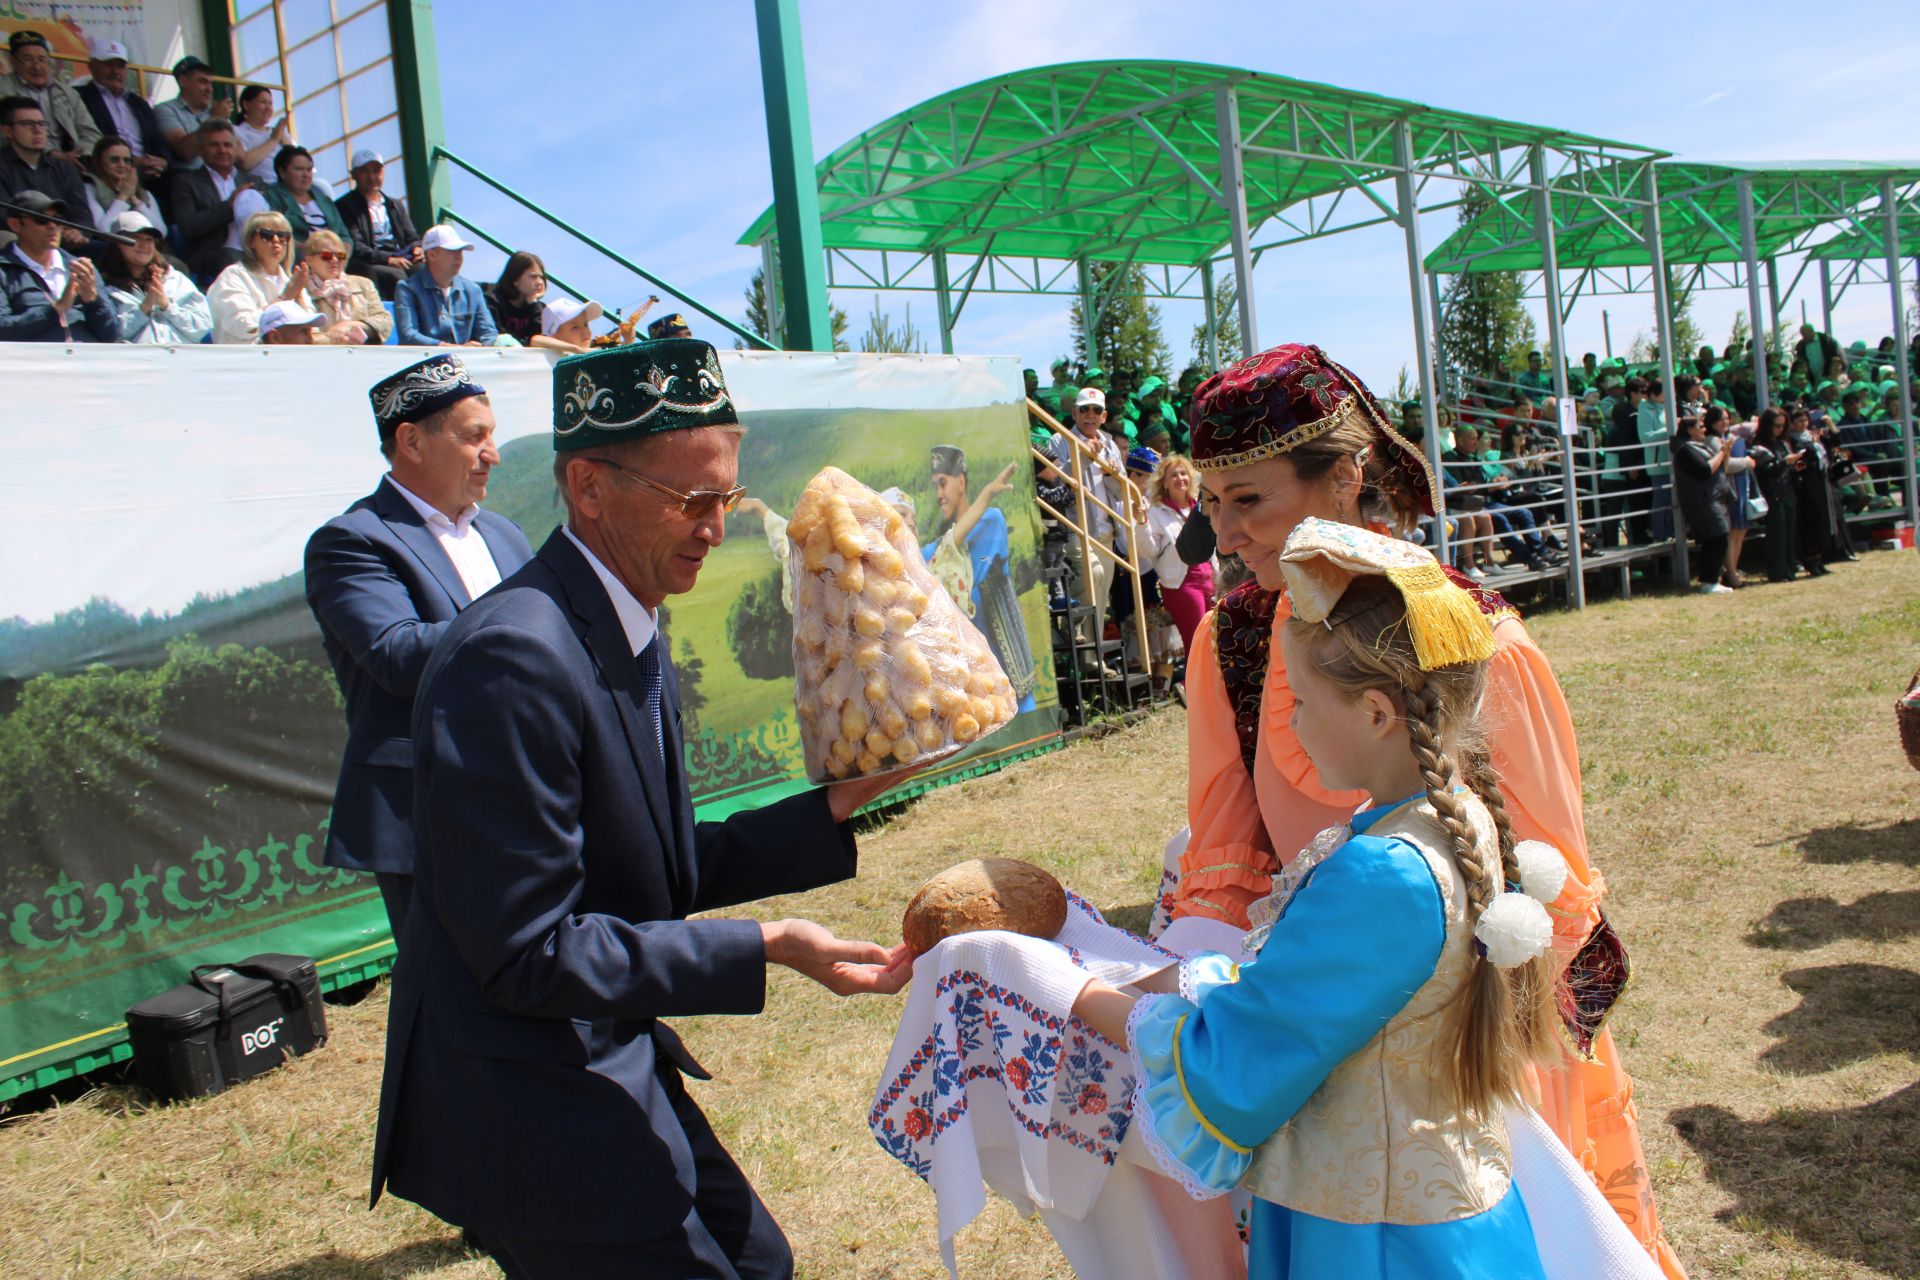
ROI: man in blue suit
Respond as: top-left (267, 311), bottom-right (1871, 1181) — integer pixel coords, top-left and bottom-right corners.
top-left (372, 338), bottom-right (910, 1278)
top-left (305, 353), bottom-right (533, 940)
top-left (393, 224), bottom-right (499, 346)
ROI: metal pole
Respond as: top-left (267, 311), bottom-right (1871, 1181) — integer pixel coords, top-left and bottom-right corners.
top-left (1819, 258), bottom-right (1834, 345)
top-left (1396, 123), bottom-right (1448, 567)
top-left (1424, 269), bottom-right (1451, 564)
top-left (1602, 308), bottom-right (1613, 360)
top-left (1530, 145), bottom-right (1585, 607)
top-left (1214, 87), bottom-right (1259, 356)
top-left (1644, 164), bottom-right (1689, 587)
top-left (754, 0), bottom-right (832, 350)
top-left (933, 248), bottom-right (955, 356)
top-left (1201, 258), bottom-right (1219, 369)
top-left (1884, 177), bottom-right (1919, 526)
top-left (1077, 257), bottom-right (1096, 369)
top-left (387, 0), bottom-right (450, 221)
top-left (1736, 176), bottom-right (1772, 412)
top-left (1765, 256), bottom-right (1783, 355)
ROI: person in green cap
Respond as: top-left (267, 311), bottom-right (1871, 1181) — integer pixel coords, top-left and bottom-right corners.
top-left (1046, 357), bottom-right (1077, 418)
top-left (1134, 374), bottom-right (1182, 450)
top-left (375, 336), bottom-right (912, 1278)
top-left (1516, 350), bottom-right (1553, 404)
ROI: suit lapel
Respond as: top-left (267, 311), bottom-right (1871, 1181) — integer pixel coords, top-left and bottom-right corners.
top-left (375, 480), bottom-right (471, 609)
top-left (539, 534), bottom-right (684, 898)
top-left (474, 510), bottom-right (529, 577)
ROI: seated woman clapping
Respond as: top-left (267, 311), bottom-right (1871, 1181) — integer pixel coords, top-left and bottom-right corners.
top-left (303, 229), bottom-right (391, 345)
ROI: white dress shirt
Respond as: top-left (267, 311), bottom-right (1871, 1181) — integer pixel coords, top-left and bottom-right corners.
top-left (10, 243), bottom-right (69, 303)
top-left (98, 90), bottom-right (143, 156)
top-left (385, 475), bottom-right (503, 601)
top-left (562, 527), bottom-right (658, 658)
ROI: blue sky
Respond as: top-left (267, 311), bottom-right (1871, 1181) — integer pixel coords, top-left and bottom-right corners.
top-left (435, 1), bottom-right (1920, 390)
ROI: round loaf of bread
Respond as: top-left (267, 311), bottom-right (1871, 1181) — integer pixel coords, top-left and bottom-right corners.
top-left (902, 858), bottom-right (1069, 956)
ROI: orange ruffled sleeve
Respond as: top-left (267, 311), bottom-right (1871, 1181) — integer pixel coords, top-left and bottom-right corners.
top-left (1172, 609), bottom-right (1279, 927)
top-left (1483, 616), bottom-right (1606, 951)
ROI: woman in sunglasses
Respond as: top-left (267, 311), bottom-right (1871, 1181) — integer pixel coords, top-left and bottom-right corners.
top-left (83, 137), bottom-right (165, 237)
top-left (208, 209), bottom-right (310, 343)
top-left (304, 229), bottom-right (390, 344)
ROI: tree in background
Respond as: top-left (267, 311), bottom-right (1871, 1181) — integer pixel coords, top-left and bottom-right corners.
top-left (1435, 188), bottom-right (1537, 380)
top-left (741, 264), bottom-right (849, 352)
top-left (858, 297), bottom-right (927, 354)
top-left (1070, 262), bottom-right (1173, 379)
top-left (1726, 309), bottom-right (1750, 358)
top-left (1665, 269), bottom-right (1705, 363)
top-left (1190, 275), bottom-right (1241, 367)
top-left (726, 567), bottom-right (794, 682)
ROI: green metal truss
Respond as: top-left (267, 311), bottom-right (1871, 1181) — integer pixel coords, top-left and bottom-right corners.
top-left (1427, 160), bottom-right (1920, 274)
top-left (737, 59), bottom-right (1666, 270)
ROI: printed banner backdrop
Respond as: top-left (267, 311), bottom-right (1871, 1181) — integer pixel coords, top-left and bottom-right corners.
top-left (0, 2), bottom-right (149, 75)
top-left (0, 345), bottom-right (1061, 1100)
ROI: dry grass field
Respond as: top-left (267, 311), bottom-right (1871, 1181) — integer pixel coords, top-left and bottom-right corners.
top-left (2, 551), bottom-right (1916, 1279)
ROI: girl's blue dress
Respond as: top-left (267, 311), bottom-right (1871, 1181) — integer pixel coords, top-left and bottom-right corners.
top-left (1129, 797), bottom-right (1548, 1280)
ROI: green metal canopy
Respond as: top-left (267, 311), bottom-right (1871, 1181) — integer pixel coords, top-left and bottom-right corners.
top-left (1806, 209), bottom-right (1920, 261)
top-left (1426, 160), bottom-right (1920, 274)
top-left (737, 59), bottom-right (1663, 267)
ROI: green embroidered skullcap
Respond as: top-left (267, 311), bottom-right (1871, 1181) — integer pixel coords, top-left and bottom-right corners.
top-left (552, 337), bottom-right (736, 451)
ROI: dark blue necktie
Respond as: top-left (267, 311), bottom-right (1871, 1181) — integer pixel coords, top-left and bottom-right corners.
top-left (636, 634), bottom-right (665, 765)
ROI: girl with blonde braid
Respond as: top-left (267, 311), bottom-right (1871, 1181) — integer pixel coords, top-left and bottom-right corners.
top-left (1073, 518), bottom-right (1579, 1279)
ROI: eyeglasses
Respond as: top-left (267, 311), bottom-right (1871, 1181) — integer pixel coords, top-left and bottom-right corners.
top-left (254, 229), bottom-right (292, 242)
top-left (8, 118), bottom-right (48, 130)
top-left (102, 154), bottom-right (131, 166)
top-left (20, 214), bottom-right (54, 226)
top-left (582, 456), bottom-right (746, 518)
top-left (310, 250), bottom-right (345, 263)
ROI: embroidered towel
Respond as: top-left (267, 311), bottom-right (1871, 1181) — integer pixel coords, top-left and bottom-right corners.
top-left (870, 891), bottom-right (1179, 1276)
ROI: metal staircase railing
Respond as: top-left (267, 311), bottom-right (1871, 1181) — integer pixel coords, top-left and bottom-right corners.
top-left (429, 146), bottom-right (776, 350)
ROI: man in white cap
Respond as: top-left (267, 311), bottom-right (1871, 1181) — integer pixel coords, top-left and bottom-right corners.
top-left (1051, 385), bottom-right (1124, 663)
top-left (257, 298), bottom-right (325, 345)
top-left (394, 223), bottom-right (497, 346)
top-left (335, 148), bottom-right (421, 299)
top-left (77, 40), bottom-right (168, 184)
top-left (535, 296), bottom-right (603, 353)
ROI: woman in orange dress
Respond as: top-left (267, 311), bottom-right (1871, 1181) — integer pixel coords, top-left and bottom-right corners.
top-left (1158, 343), bottom-right (1685, 1278)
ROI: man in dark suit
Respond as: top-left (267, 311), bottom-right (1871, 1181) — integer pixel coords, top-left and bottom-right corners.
top-left (373, 338), bottom-right (909, 1278)
top-left (76, 41), bottom-right (168, 188)
top-left (170, 118), bottom-right (255, 279)
top-left (305, 353), bottom-right (533, 940)
top-left (333, 148), bottom-right (420, 300)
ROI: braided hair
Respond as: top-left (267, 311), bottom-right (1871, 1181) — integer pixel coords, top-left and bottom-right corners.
top-left (1288, 578), bottom-right (1561, 1115)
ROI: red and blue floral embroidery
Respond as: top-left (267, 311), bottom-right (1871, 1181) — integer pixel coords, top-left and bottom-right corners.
top-left (870, 907), bottom-right (1150, 1182)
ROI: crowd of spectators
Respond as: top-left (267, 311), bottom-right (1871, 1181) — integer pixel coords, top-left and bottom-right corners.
top-left (0, 34), bottom-right (647, 351)
top-left (1403, 335), bottom-right (1913, 592)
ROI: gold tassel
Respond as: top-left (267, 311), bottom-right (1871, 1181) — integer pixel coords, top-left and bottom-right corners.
top-left (1384, 561), bottom-right (1497, 670)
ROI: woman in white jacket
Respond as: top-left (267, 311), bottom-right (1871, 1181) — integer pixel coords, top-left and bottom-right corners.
top-left (99, 212), bottom-right (212, 344)
top-left (207, 210), bottom-right (309, 343)
top-left (83, 138), bottom-right (166, 237)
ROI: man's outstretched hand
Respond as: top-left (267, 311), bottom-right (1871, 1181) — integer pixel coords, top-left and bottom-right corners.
top-left (826, 765), bottom-right (925, 824)
top-left (762, 919), bottom-right (913, 996)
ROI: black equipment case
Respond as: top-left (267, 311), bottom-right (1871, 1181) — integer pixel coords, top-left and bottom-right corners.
top-left (126, 953), bottom-right (327, 1100)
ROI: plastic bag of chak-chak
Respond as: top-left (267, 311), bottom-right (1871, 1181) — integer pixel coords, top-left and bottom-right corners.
top-left (787, 466), bottom-right (1017, 783)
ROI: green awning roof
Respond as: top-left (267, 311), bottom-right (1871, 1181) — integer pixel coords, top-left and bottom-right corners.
top-left (1425, 161), bottom-right (1920, 274)
top-left (739, 60), bottom-right (1663, 268)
